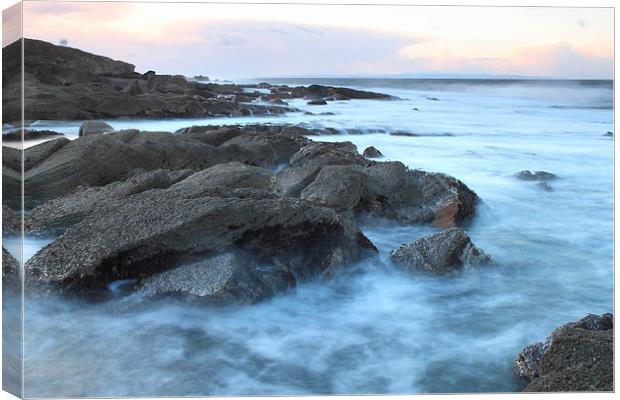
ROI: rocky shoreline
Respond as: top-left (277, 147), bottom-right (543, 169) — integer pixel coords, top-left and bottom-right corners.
top-left (2, 39), bottom-right (396, 124)
top-left (1, 39), bottom-right (612, 394)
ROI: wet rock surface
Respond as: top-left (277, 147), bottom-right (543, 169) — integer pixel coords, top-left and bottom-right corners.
top-left (136, 252), bottom-right (295, 305)
top-left (514, 313), bottom-right (613, 392)
top-left (5, 40), bottom-right (484, 307)
top-left (390, 228), bottom-right (491, 276)
top-left (25, 191), bottom-right (376, 295)
top-left (20, 125), bottom-right (482, 302)
top-left (515, 170), bottom-right (558, 181)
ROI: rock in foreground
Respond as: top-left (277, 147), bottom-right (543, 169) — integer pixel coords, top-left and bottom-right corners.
top-left (390, 228), bottom-right (491, 275)
top-left (137, 252), bottom-right (295, 305)
top-left (25, 191), bottom-right (376, 296)
top-left (515, 313), bottom-right (613, 392)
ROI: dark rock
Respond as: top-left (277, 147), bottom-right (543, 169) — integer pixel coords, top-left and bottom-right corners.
top-left (390, 228), bottom-right (491, 275)
top-left (515, 313), bottom-right (613, 392)
top-left (267, 98), bottom-right (289, 106)
top-left (2, 129), bottom-right (64, 141)
top-left (326, 93), bottom-right (350, 101)
top-left (193, 75), bottom-right (209, 82)
top-left (604, 131), bottom-right (613, 137)
top-left (362, 146), bottom-right (383, 158)
top-left (78, 120), bottom-right (114, 137)
top-left (140, 71), bottom-right (156, 80)
top-left (2, 207), bottom-right (21, 236)
top-left (307, 99), bottom-right (328, 106)
top-left (390, 131), bottom-right (419, 137)
top-left (23, 131), bottom-right (270, 205)
top-left (27, 169), bottom-right (194, 233)
top-left (426, 96), bottom-right (440, 101)
top-left (361, 163), bottom-right (479, 227)
top-left (300, 166), bottom-right (367, 213)
top-left (23, 137), bottom-right (71, 171)
top-left (2, 145), bottom-right (21, 172)
top-left (136, 252), bottom-right (295, 305)
top-left (122, 79), bottom-right (145, 96)
top-left (25, 192), bottom-right (376, 295)
top-left (412, 107), bottom-right (419, 111)
top-left (291, 85), bottom-right (395, 100)
top-left (515, 170), bottom-right (558, 181)
top-left (3, 39), bottom-right (294, 122)
top-left (176, 126), bottom-right (244, 146)
top-left (279, 143), bottom-right (479, 227)
top-left (2, 247), bottom-right (20, 288)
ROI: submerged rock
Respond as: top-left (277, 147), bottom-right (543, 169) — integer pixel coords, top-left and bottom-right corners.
top-left (390, 131), bottom-right (419, 137)
top-left (362, 146), bottom-right (383, 158)
top-left (390, 228), bottom-right (491, 275)
top-left (515, 313), bottom-right (613, 392)
top-left (137, 252), bottom-right (295, 305)
top-left (307, 99), bottom-right (328, 106)
top-left (78, 120), bottom-right (114, 137)
top-left (515, 170), bottom-right (558, 181)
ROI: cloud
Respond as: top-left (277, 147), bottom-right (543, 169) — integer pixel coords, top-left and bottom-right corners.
top-left (21, 2), bottom-right (612, 79)
top-left (508, 42), bottom-right (612, 78)
top-left (2, 3), bottom-right (21, 47)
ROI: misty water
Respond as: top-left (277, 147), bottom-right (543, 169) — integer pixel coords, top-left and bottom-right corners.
top-left (13, 79), bottom-right (613, 396)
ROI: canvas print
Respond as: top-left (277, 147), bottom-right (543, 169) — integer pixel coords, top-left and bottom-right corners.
top-left (1, 1), bottom-right (614, 397)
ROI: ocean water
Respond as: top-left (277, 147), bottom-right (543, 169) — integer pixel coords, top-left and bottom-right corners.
top-left (10, 79), bottom-right (614, 396)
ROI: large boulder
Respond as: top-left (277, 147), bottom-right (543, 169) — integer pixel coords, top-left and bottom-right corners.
top-left (25, 191), bottom-right (376, 295)
top-left (278, 142), bottom-right (479, 227)
top-left (515, 313), bottom-right (613, 392)
top-left (136, 252), bottom-right (295, 305)
top-left (390, 228), bottom-right (491, 275)
top-left (78, 120), bottom-right (114, 137)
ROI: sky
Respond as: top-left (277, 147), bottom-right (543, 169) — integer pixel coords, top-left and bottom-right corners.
top-left (5, 1), bottom-right (615, 79)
